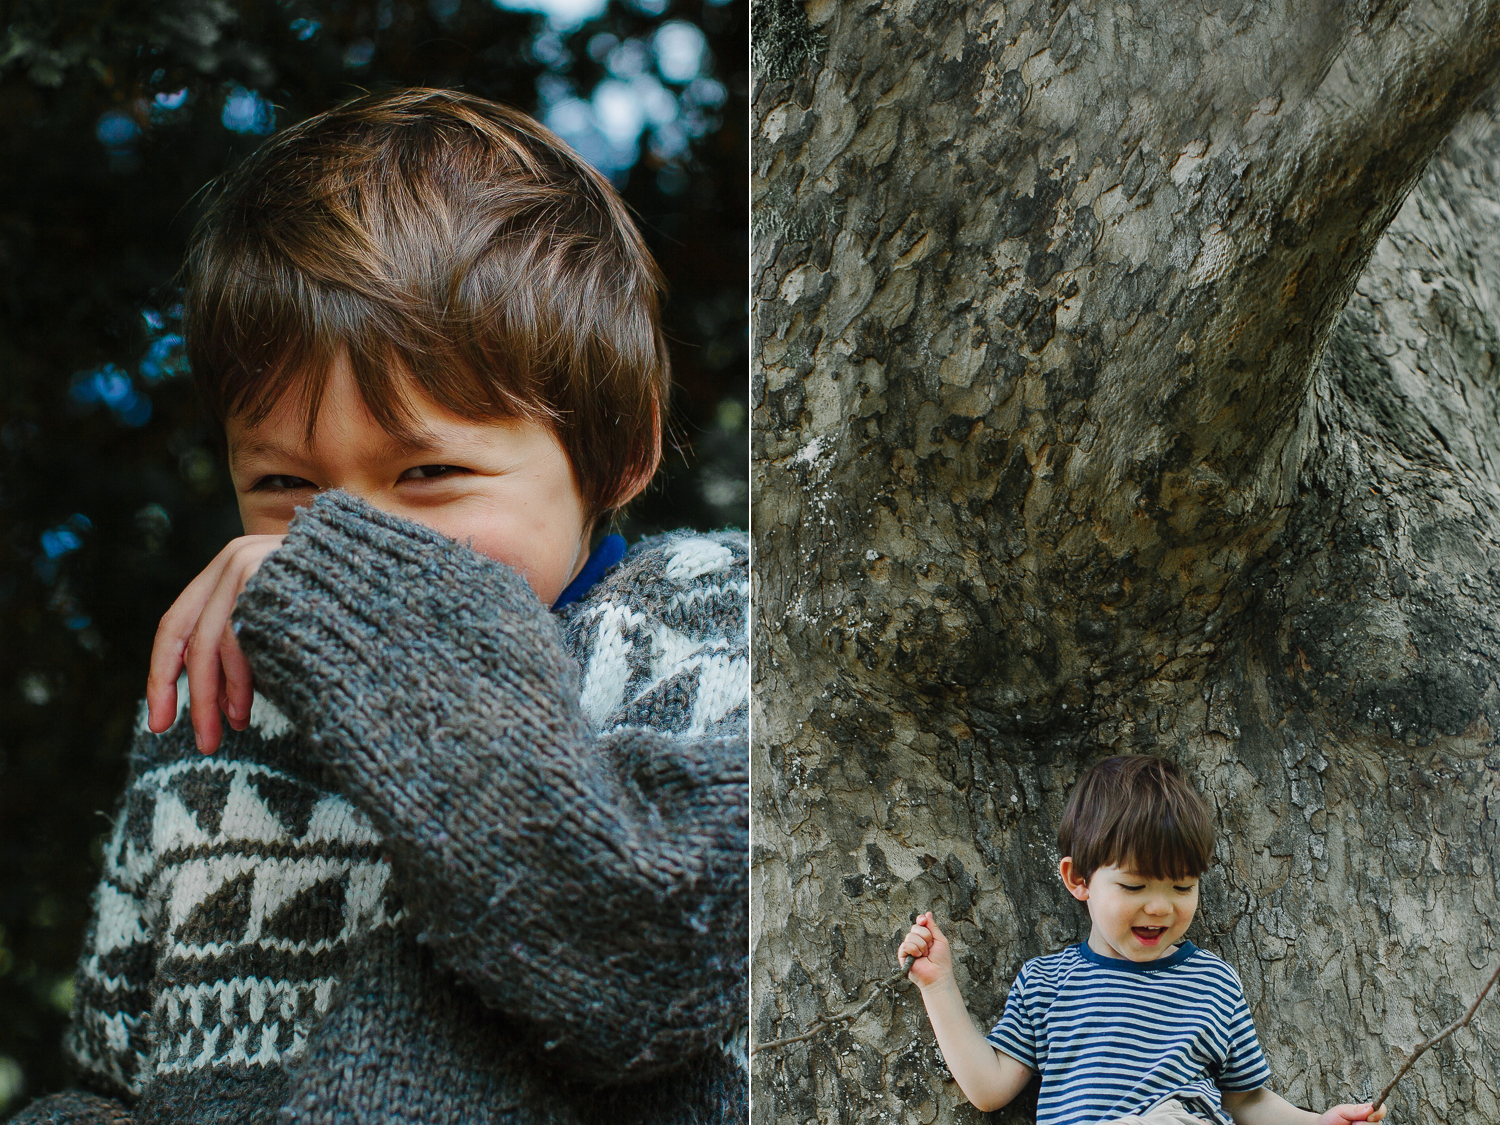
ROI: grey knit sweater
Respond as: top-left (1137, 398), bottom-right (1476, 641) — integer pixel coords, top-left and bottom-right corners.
top-left (16, 491), bottom-right (748, 1125)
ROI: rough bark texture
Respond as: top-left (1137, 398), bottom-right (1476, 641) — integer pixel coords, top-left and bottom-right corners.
top-left (751, 0), bottom-right (1500, 1122)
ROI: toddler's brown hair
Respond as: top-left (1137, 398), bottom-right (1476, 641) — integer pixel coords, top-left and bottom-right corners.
top-left (186, 87), bottom-right (668, 519)
top-left (1057, 755), bottom-right (1215, 882)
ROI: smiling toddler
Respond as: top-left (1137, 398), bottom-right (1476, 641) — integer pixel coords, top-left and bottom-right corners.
top-left (898, 755), bottom-right (1384, 1125)
top-left (18, 89), bottom-right (746, 1125)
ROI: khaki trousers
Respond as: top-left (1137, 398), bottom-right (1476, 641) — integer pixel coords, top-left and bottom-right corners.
top-left (1098, 1098), bottom-right (1212, 1125)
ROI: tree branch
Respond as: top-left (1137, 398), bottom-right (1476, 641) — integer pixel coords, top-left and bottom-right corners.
top-left (1374, 959), bottom-right (1500, 1111)
top-left (751, 957), bottom-right (913, 1057)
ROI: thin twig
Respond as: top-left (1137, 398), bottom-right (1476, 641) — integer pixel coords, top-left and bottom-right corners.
top-left (751, 957), bottom-right (914, 1057)
top-left (1373, 959), bottom-right (1500, 1111)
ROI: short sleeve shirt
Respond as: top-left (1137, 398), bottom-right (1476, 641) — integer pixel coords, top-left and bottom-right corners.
top-left (986, 942), bottom-right (1271, 1125)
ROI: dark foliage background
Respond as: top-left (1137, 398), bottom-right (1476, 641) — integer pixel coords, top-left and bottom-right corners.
top-left (0, 0), bottom-right (746, 1113)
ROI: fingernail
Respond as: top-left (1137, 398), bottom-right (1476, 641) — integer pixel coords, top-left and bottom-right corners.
top-left (194, 731), bottom-right (204, 752)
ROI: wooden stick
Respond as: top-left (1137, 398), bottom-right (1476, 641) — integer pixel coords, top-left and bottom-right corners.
top-left (751, 957), bottom-right (914, 1057)
top-left (1373, 959), bottom-right (1500, 1111)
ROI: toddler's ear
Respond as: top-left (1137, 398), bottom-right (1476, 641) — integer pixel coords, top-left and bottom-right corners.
top-left (1058, 857), bottom-right (1090, 901)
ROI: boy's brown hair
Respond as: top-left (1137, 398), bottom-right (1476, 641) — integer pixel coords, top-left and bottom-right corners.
top-left (1057, 755), bottom-right (1214, 882)
top-left (185, 87), bottom-right (668, 518)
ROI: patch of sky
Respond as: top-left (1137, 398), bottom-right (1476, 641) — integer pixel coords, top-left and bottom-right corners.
top-left (653, 22), bottom-right (707, 83)
top-left (35, 515), bottom-right (92, 584)
top-left (537, 35), bottom-right (571, 71)
top-left (96, 110), bottom-right (140, 153)
top-left (540, 19), bottom-right (716, 180)
top-left (290, 17), bottom-right (321, 39)
top-left (149, 87), bottom-right (192, 125)
top-left (493, 0), bottom-right (607, 30)
top-left (592, 80), bottom-right (647, 148)
top-left (222, 87), bottom-right (276, 135)
top-left (40, 516), bottom-right (91, 562)
top-left (139, 306), bottom-right (189, 382)
top-left (344, 38), bottom-right (376, 67)
top-left (607, 37), bottom-right (650, 77)
top-left (586, 32), bottom-right (617, 62)
top-left (70, 365), bottom-right (153, 427)
top-left (140, 334), bottom-right (187, 382)
top-left (687, 75), bottom-right (727, 109)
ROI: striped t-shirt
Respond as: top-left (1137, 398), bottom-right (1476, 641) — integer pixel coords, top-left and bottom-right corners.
top-left (985, 941), bottom-right (1271, 1125)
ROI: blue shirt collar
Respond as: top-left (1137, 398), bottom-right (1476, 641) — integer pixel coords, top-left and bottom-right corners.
top-left (1075, 939), bottom-right (1200, 973)
top-left (552, 533), bottom-right (627, 611)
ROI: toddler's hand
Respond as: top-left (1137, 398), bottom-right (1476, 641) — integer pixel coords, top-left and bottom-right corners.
top-left (898, 911), bottom-right (955, 990)
top-left (1319, 1104), bottom-right (1387, 1124)
top-left (145, 534), bottom-right (285, 754)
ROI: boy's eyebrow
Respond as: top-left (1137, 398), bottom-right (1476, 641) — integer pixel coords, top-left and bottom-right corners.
top-left (231, 432), bottom-right (447, 464)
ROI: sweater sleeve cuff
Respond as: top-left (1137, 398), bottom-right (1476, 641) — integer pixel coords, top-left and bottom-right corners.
top-left (231, 489), bottom-right (560, 731)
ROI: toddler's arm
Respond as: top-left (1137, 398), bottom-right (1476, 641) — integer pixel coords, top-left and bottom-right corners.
top-left (898, 912), bottom-right (1033, 1112)
top-left (1221, 1087), bottom-right (1387, 1124)
top-left (231, 492), bottom-right (745, 1084)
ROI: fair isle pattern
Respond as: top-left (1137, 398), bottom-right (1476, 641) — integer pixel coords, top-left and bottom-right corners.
top-left (57, 507), bottom-right (750, 1125)
top-left (66, 694), bottom-right (399, 1099)
top-left (986, 942), bottom-right (1271, 1125)
top-left (562, 529), bottom-right (751, 1071)
top-left (58, 508), bottom-right (749, 1123)
top-left (565, 532), bottom-right (749, 741)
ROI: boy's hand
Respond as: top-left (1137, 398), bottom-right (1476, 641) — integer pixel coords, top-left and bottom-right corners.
top-left (1319, 1105), bottom-right (1387, 1124)
top-left (145, 534), bottom-right (285, 754)
top-left (898, 911), bottom-right (955, 990)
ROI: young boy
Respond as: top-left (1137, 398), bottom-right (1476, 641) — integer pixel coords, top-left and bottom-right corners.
top-left (898, 755), bottom-right (1385, 1125)
top-left (16, 89), bottom-right (746, 1125)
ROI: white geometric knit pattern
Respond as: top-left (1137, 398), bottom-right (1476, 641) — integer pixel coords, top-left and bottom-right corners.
top-left (574, 534), bottom-right (749, 738)
top-left (68, 737), bottom-right (397, 1096)
top-left (68, 527), bottom-right (749, 1101)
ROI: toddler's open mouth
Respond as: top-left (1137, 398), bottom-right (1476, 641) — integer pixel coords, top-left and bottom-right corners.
top-left (1132, 926), bottom-right (1166, 944)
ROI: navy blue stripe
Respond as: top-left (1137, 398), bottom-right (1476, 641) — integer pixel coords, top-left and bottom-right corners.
top-left (986, 943), bottom-right (1270, 1125)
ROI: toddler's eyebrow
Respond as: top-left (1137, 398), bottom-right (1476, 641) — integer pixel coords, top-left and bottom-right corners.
top-left (233, 432), bottom-right (445, 464)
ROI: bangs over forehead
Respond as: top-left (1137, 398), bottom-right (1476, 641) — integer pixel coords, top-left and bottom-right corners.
top-left (187, 88), bottom-right (668, 515)
top-left (1057, 755), bottom-right (1215, 882)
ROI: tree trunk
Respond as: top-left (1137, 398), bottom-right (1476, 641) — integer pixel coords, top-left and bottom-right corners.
top-left (750, 2), bottom-right (1500, 1122)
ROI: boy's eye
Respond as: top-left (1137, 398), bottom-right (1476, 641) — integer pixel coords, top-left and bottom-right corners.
top-left (252, 475), bottom-right (316, 491)
top-left (1175, 885), bottom-right (1197, 893)
top-left (400, 464), bottom-right (465, 480)
top-left (1120, 884), bottom-right (1145, 892)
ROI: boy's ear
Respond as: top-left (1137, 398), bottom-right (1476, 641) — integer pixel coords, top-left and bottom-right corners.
top-left (1059, 857), bottom-right (1090, 901)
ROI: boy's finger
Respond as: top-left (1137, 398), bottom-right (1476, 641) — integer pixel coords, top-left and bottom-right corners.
top-left (220, 622), bottom-right (255, 731)
top-left (185, 567), bottom-right (249, 754)
top-left (146, 548), bottom-right (236, 733)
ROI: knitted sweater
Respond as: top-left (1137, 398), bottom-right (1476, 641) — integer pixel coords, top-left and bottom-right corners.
top-left (16, 492), bottom-right (748, 1125)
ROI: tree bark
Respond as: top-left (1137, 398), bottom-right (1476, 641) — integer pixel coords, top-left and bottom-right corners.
top-left (750, 1), bottom-right (1500, 1121)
